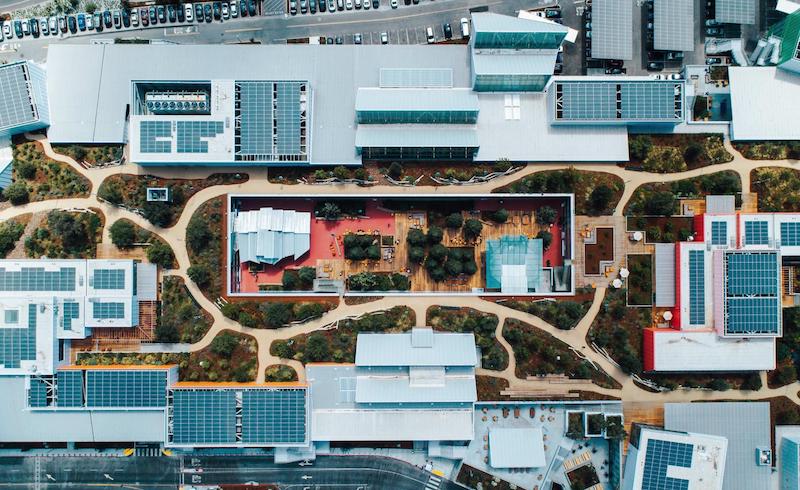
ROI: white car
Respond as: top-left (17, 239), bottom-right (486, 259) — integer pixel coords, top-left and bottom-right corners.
top-left (130, 10), bottom-right (138, 26)
top-left (426, 26), bottom-right (434, 43)
top-left (2, 23), bottom-right (11, 38)
top-left (380, 31), bottom-right (388, 43)
top-left (40, 18), bottom-right (48, 35)
top-left (345, 0), bottom-right (352, 9)
top-left (230, 1), bottom-right (238, 17)
top-left (221, 2), bottom-right (229, 18)
top-left (185, 3), bottom-right (194, 21)
top-left (49, 16), bottom-right (57, 32)
top-left (362, 0), bottom-right (369, 9)
top-left (85, 14), bottom-right (94, 29)
top-left (390, 0), bottom-right (397, 7)
top-left (460, 17), bottom-right (469, 37)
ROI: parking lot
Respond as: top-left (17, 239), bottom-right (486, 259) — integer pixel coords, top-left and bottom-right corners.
top-left (313, 16), bottom-right (468, 44)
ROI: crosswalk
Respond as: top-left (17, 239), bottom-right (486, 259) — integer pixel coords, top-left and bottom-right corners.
top-left (424, 473), bottom-right (441, 490)
top-left (134, 446), bottom-right (162, 457)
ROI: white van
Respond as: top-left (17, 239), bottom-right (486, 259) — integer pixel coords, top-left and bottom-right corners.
top-left (460, 17), bottom-right (469, 37)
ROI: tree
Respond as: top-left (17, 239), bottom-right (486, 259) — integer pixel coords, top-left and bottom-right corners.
top-left (589, 185), bottom-right (614, 213)
top-left (391, 273), bottom-right (410, 291)
top-left (445, 259), bottom-right (463, 276)
top-left (282, 270), bottom-right (299, 290)
top-left (629, 135), bottom-right (653, 161)
top-left (85, 1), bottom-right (97, 12)
top-left (109, 220), bottom-right (136, 249)
top-left (683, 141), bottom-right (704, 163)
top-left (154, 322), bottom-right (179, 343)
top-left (464, 218), bottom-right (483, 239)
top-left (187, 265), bottom-right (210, 287)
top-left (408, 246), bottom-right (425, 264)
top-left (537, 230), bottom-right (553, 250)
top-left (210, 332), bottom-right (239, 358)
top-left (147, 241), bottom-right (175, 269)
top-left (429, 243), bottom-right (448, 261)
top-left (491, 208), bottom-right (509, 223)
top-left (346, 246), bottom-right (365, 261)
top-left (463, 260), bottom-right (478, 275)
top-left (406, 228), bottom-right (427, 246)
top-left (272, 340), bottom-right (294, 359)
top-left (13, 160), bottom-right (36, 180)
top-left (387, 162), bottom-right (403, 180)
top-left (427, 225), bottom-right (443, 244)
top-left (319, 202), bottom-right (341, 220)
top-left (536, 206), bottom-right (557, 225)
top-left (262, 302), bottom-right (292, 328)
top-left (296, 302), bottom-right (325, 320)
top-left (366, 245), bottom-right (381, 260)
top-left (429, 267), bottom-right (446, 282)
top-left (3, 182), bottom-right (29, 205)
top-left (186, 217), bottom-right (212, 253)
top-left (707, 378), bottom-right (731, 391)
top-left (142, 202), bottom-right (173, 227)
top-left (742, 373), bottom-right (762, 391)
top-left (644, 191), bottom-right (677, 216)
top-left (445, 213), bottom-right (463, 229)
top-left (305, 333), bottom-right (330, 362)
top-left (332, 166), bottom-right (351, 180)
top-left (0, 221), bottom-right (23, 258)
top-left (298, 266), bottom-right (316, 287)
top-left (48, 211), bottom-right (89, 251)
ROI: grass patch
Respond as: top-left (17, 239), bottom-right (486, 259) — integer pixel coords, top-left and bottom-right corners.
top-left (186, 196), bottom-right (224, 299)
top-left (496, 167), bottom-right (624, 215)
top-left (24, 209), bottom-right (103, 258)
top-left (156, 277), bottom-right (213, 344)
top-left (501, 289), bottom-right (593, 330)
top-left (586, 288), bottom-right (651, 375)
top-left (271, 306), bottom-right (415, 363)
top-left (628, 134), bottom-right (733, 172)
top-left (503, 318), bottom-right (620, 389)
top-left (5, 141), bottom-right (90, 204)
top-left (427, 306), bottom-right (507, 371)
top-left (626, 254), bottom-right (653, 306)
top-left (52, 144), bottom-right (123, 166)
top-left (98, 173), bottom-right (247, 227)
top-left (625, 171), bottom-right (740, 216)
top-left (752, 167), bottom-right (800, 212)
top-left (264, 364), bottom-right (299, 382)
top-left (734, 141), bottom-right (800, 160)
top-left (476, 375), bottom-right (512, 401)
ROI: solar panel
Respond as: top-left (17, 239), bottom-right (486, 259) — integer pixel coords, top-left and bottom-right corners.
top-left (715, 0), bottom-right (756, 25)
top-left (61, 301), bottom-right (80, 331)
top-left (171, 389), bottom-right (237, 445)
top-left (92, 302), bottom-right (125, 320)
top-left (0, 267), bottom-right (76, 291)
top-left (93, 269), bottom-right (125, 289)
top-left (235, 81), bottom-right (307, 162)
top-left (276, 82), bottom-right (302, 156)
top-left (0, 304), bottom-right (37, 369)
top-left (711, 221), bottom-right (728, 246)
top-left (554, 81), bottom-right (682, 122)
top-left (725, 252), bottom-right (778, 296)
top-left (689, 250), bottom-right (705, 325)
top-left (28, 377), bottom-right (50, 408)
top-left (724, 251), bottom-right (780, 335)
top-left (781, 222), bottom-right (800, 246)
top-left (591, 0), bottom-right (632, 60)
top-left (140, 121), bottom-right (172, 153)
top-left (744, 221), bottom-right (769, 245)
top-left (86, 370), bottom-right (167, 408)
top-left (0, 63), bottom-right (38, 131)
top-left (242, 389), bottom-right (307, 444)
top-left (176, 121), bottom-right (224, 153)
top-left (642, 438), bottom-right (693, 490)
top-left (654, 0), bottom-right (694, 52)
top-left (726, 298), bottom-right (781, 334)
top-left (57, 370), bottom-right (85, 407)
top-left (237, 81), bottom-right (272, 157)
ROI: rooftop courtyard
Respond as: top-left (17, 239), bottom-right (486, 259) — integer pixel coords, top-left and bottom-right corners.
top-left (227, 194), bottom-right (574, 296)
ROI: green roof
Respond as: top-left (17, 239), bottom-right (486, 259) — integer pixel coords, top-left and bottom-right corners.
top-left (778, 11), bottom-right (800, 65)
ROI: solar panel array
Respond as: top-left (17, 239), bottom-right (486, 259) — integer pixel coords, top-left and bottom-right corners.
top-left (172, 390), bottom-right (237, 445)
top-left (0, 267), bottom-right (76, 291)
top-left (0, 63), bottom-right (38, 131)
top-left (711, 221), bottom-right (728, 246)
top-left (724, 251), bottom-right (780, 335)
top-left (93, 269), bottom-right (125, 289)
top-left (744, 221), bottom-right (769, 245)
top-left (0, 304), bottom-right (36, 369)
top-left (57, 370), bottom-right (85, 408)
top-left (140, 121), bottom-right (172, 153)
top-left (235, 81), bottom-right (307, 162)
top-left (237, 81), bottom-right (272, 157)
top-left (654, 0), bottom-right (694, 52)
top-left (781, 222), bottom-right (800, 246)
top-left (276, 82), bottom-right (303, 157)
top-left (591, 0), bottom-right (632, 60)
top-left (641, 438), bottom-right (693, 490)
top-left (688, 250), bottom-right (705, 325)
top-left (92, 302), bottom-right (125, 320)
top-left (61, 301), bottom-right (80, 331)
top-left (86, 370), bottom-right (167, 408)
top-left (554, 81), bottom-right (682, 122)
top-left (242, 389), bottom-right (307, 444)
top-left (28, 376), bottom-right (50, 408)
top-left (715, 0), bottom-right (756, 25)
top-left (176, 121), bottom-right (224, 153)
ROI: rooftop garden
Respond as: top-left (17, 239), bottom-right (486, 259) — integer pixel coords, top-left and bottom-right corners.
top-left (264, 364), bottom-right (299, 382)
top-left (627, 134), bottom-right (732, 173)
top-left (156, 277), bottom-right (213, 344)
top-left (24, 209), bottom-right (103, 259)
top-left (3, 141), bottom-right (90, 205)
top-left (586, 288), bottom-right (650, 375)
top-left (51, 144), bottom-right (124, 166)
top-left (186, 196), bottom-right (225, 299)
top-left (108, 219), bottom-right (176, 269)
top-left (751, 168), bottom-right (800, 212)
top-left (270, 306), bottom-right (415, 363)
top-left (626, 254), bottom-right (653, 306)
top-left (503, 318), bottom-right (620, 389)
top-left (220, 299), bottom-right (335, 329)
top-left (500, 288), bottom-right (594, 330)
top-left (771, 306), bottom-right (800, 388)
top-left (0, 216), bottom-right (28, 258)
top-left (496, 167), bottom-right (623, 216)
top-left (427, 306), bottom-right (507, 371)
top-left (625, 171), bottom-right (741, 216)
top-left (734, 141), bottom-right (800, 160)
top-left (98, 173), bottom-right (246, 228)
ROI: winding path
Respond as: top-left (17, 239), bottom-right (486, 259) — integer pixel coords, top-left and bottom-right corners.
top-left (13, 133), bottom-right (800, 404)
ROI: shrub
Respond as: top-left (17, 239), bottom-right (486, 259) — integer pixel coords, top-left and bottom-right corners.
top-left (187, 265), bottom-right (211, 287)
top-left (707, 378), bottom-right (730, 391)
top-left (366, 245), bottom-right (381, 261)
top-left (282, 270), bottom-right (299, 290)
top-left (346, 246), bottom-right (365, 261)
top-left (147, 241), bottom-right (175, 269)
top-left (332, 166), bottom-right (351, 180)
top-left (0, 221), bottom-right (24, 258)
top-left (406, 228), bottom-right (426, 246)
top-left (353, 168), bottom-right (368, 181)
top-left (142, 202), bottom-right (173, 227)
top-left (536, 206), bottom-right (557, 225)
top-left (629, 135), bottom-right (653, 161)
top-left (429, 267), bottom-right (446, 282)
top-left (589, 185), bottom-right (614, 213)
top-left (429, 243), bottom-right (448, 261)
top-left (742, 373), bottom-right (762, 391)
top-left (3, 182), bottom-right (29, 205)
top-left (683, 141), bottom-right (704, 163)
top-left (298, 266), bottom-right (316, 287)
top-left (155, 322), bottom-right (179, 343)
top-left (463, 260), bottom-right (478, 275)
top-left (427, 225), bottom-right (443, 244)
top-left (305, 333), bottom-right (330, 362)
top-left (391, 273), bottom-right (410, 290)
top-left (14, 160), bottom-right (36, 180)
top-left (272, 340), bottom-right (294, 359)
top-left (319, 202), bottom-right (341, 220)
top-left (464, 218), bottom-right (483, 239)
top-left (98, 181), bottom-right (123, 205)
top-left (263, 302), bottom-right (292, 328)
top-left (109, 220), bottom-right (136, 249)
top-left (491, 208), bottom-right (509, 223)
top-left (186, 217), bottom-right (211, 253)
top-left (445, 213), bottom-right (463, 229)
top-left (408, 246), bottom-right (426, 264)
top-left (493, 158), bottom-right (513, 172)
top-left (445, 259), bottom-right (463, 276)
top-left (296, 302), bottom-right (325, 321)
top-left (537, 230), bottom-right (553, 250)
top-left (644, 191), bottom-right (676, 216)
top-left (387, 162), bottom-right (403, 180)
top-left (210, 333), bottom-right (239, 358)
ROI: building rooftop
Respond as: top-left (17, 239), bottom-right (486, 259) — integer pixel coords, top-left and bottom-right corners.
top-left (355, 329), bottom-right (477, 367)
top-left (232, 207), bottom-right (311, 265)
top-left (654, 0), bottom-right (695, 52)
top-left (471, 11), bottom-right (568, 35)
top-left (644, 329), bottom-right (776, 371)
top-left (716, 0), bottom-right (756, 24)
top-left (485, 235), bottom-right (543, 294)
top-left (488, 427), bottom-right (546, 469)
top-left (664, 402), bottom-right (771, 490)
top-left (0, 61), bottom-right (47, 135)
top-left (591, 0), bottom-right (633, 60)
top-left (729, 67), bottom-right (800, 141)
top-left (719, 250), bottom-right (781, 337)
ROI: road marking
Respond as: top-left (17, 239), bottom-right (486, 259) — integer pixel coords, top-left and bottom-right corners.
top-left (103, 473), bottom-right (114, 481)
top-left (225, 27), bottom-right (262, 33)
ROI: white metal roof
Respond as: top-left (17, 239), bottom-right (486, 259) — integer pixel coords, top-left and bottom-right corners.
top-left (729, 67), bottom-right (800, 141)
top-left (591, 0), bottom-right (633, 60)
top-left (355, 330), bottom-right (477, 367)
top-left (654, 244), bottom-right (676, 308)
top-left (488, 427), bottom-right (546, 468)
top-left (649, 330), bottom-right (775, 371)
top-left (354, 366), bottom-right (477, 404)
top-left (355, 88), bottom-right (479, 112)
top-left (311, 408), bottom-right (474, 441)
top-left (136, 262), bottom-right (158, 301)
top-left (233, 208), bottom-right (311, 265)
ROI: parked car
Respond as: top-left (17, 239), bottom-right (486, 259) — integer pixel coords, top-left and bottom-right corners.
top-left (289, 0), bottom-right (297, 14)
top-left (460, 17), bottom-right (469, 37)
top-left (177, 4), bottom-right (185, 21)
top-left (554, 63), bottom-right (563, 74)
top-left (705, 27), bottom-right (720, 36)
top-left (22, 19), bottom-right (30, 36)
top-left (58, 16), bottom-right (67, 33)
top-left (545, 7), bottom-right (561, 18)
top-left (213, 2), bottom-right (221, 19)
top-left (130, 9), bottom-right (138, 26)
top-left (48, 17), bottom-right (57, 33)
top-left (300, 0), bottom-right (307, 13)
top-left (345, 0), bottom-right (352, 9)
top-left (93, 13), bottom-right (102, 31)
top-left (336, 0), bottom-right (343, 11)
top-left (13, 20), bottom-right (23, 38)
top-left (362, 0), bottom-right (369, 10)
top-left (3, 22), bottom-right (11, 39)
top-left (230, 1), bottom-right (239, 17)
top-left (605, 68), bottom-right (623, 74)
top-left (608, 59), bottom-right (623, 68)
top-left (390, 0), bottom-right (397, 7)
top-left (326, 36), bottom-right (333, 43)
top-left (66, 15), bottom-right (76, 32)
top-left (195, 4), bottom-right (204, 21)
top-left (705, 19), bottom-right (720, 26)
top-left (221, 2), bottom-right (229, 18)
top-left (112, 10), bottom-right (121, 29)
top-left (166, 5), bottom-right (176, 23)
top-left (139, 8), bottom-right (149, 26)
top-left (204, 3), bottom-right (213, 22)
top-left (185, 3), bottom-right (194, 21)
top-left (354, 32), bottom-right (362, 43)
top-left (706, 57), bottom-right (721, 64)
top-left (149, 7), bottom-right (157, 24)
top-left (373, 0), bottom-right (379, 8)
top-left (669, 72), bottom-right (682, 80)
top-left (380, 31), bottom-right (388, 44)
top-left (354, 0), bottom-right (361, 8)
top-left (241, 0), bottom-right (248, 16)
top-left (103, 10), bottom-right (112, 28)
top-left (30, 19), bottom-right (39, 37)
top-left (157, 5), bottom-right (167, 23)
top-left (248, 0), bottom-right (256, 15)
top-left (648, 61), bottom-right (664, 71)
top-left (426, 26), bottom-right (434, 43)
top-left (122, 9), bottom-right (130, 27)
top-left (443, 22), bottom-right (452, 39)
top-left (40, 18), bottom-right (49, 35)
top-left (335, 35), bottom-right (342, 44)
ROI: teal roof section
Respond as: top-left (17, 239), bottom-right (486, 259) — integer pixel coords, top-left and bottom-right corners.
top-left (485, 235), bottom-right (543, 294)
top-left (472, 13), bottom-right (567, 49)
top-left (472, 51), bottom-right (557, 76)
top-left (355, 126), bottom-right (479, 149)
top-left (778, 11), bottom-right (800, 65)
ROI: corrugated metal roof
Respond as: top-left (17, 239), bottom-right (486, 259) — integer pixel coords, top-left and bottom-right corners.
top-left (354, 126), bottom-right (479, 148)
top-left (354, 369), bottom-right (477, 404)
top-left (665, 402), bottom-right (771, 490)
top-left (716, 0), bottom-right (756, 24)
top-left (0, 137), bottom-right (12, 190)
top-left (355, 88), bottom-right (479, 113)
top-left (355, 330), bottom-right (477, 367)
top-left (379, 68), bottom-right (453, 88)
top-left (311, 407), bottom-right (474, 441)
top-left (472, 12), bottom-right (567, 34)
top-left (591, 0), bottom-right (633, 60)
top-left (654, 243), bottom-right (676, 307)
top-left (489, 427), bottom-right (546, 468)
top-left (471, 51), bottom-right (557, 75)
top-left (654, 0), bottom-right (694, 51)
top-left (729, 67), bottom-right (800, 141)
top-left (649, 330), bottom-right (775, 371)
top-left (706, 195), bottom-right (736, 214)
top-left (135, 263), bottom-right (158, 301)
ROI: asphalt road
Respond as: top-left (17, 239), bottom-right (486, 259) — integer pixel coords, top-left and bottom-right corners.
top-left (0, 0), bottom-right (554, 62)
top-left (0, 454), bottom-right (462, 489)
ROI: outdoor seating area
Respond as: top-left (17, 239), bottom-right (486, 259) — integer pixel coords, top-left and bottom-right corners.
top-left (228, 194), bottom-right (574, 296)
